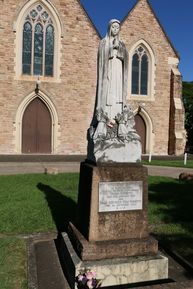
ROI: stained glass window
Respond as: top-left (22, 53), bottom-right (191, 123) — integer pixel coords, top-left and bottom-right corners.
top-left (22, 5), bottom-right (55, 76)
top-left (131, 46), bottom-right (149, 96)
top-left (45, 25), bottom-right (54, 76)
top-left (42, 11), bottom-right (49, 20)
top-left (34, 23), bottom-right (43, 75)
top-left (141, 54), bottom-right (148, 95)
top-left (132, 54), bottom-right (139, 95)
top-left (30, 9), bottom-right (38, 18)
top-left (22, 22), bottom-right (32, 75)
top-left (37, 5), bottom-right (42, 12)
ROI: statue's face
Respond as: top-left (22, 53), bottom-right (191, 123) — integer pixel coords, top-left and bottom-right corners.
top-left (110, 22), bottom-right (120, 37)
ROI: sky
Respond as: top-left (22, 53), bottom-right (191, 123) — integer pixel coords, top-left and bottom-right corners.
top-left (80, 0), bottom-right (193, 82)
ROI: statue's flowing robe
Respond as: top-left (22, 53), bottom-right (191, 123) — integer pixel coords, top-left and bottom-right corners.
top-left (97, 37), bottom-right (128, 119)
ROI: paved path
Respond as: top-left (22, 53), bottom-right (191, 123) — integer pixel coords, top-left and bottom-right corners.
top-left (146, 165), bottom-right (193, 178)
top-left (0, 162), bottom-right (193, 177)
top-left (0, 162), bottom-right (80, 175)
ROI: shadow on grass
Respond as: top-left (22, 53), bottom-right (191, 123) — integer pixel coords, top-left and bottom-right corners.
top-left (149, 180), bottom-right (193, 224)
top-left (37, 183), bottom-right (77, 232)
top-left (154, 232), bottom-right (193, 268)
top-left (149, 179), bottom-right (193, 266)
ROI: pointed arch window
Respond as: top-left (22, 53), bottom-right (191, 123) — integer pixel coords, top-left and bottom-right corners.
top-left (131, 46), bottom-right (149, 95)
top-left (22, 4), bottom-right (54, 76)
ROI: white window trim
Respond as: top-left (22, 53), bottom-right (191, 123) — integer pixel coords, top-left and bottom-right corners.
top-left (13, 0), bottom-right (62, 82)
top-left (128, 39), bottom-right (156, 101)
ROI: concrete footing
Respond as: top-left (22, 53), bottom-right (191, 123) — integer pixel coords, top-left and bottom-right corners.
top-left (60, 232), bottom-right (168, 289)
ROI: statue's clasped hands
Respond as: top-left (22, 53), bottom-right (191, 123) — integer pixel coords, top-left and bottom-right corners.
top-left (107, 119), bottom-right (116, 128)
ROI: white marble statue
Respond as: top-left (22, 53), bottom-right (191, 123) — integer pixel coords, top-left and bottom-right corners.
top-left (88, 19), bottom-right (141, 163)
top-left (96, 19), bottom-right (128, 121)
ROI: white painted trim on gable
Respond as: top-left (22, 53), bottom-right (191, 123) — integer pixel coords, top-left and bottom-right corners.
top-left (168, 57), bottom-right (179, 66)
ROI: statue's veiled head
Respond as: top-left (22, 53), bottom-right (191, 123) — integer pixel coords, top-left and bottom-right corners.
top-left (107, 19), bottom-right (120, 37)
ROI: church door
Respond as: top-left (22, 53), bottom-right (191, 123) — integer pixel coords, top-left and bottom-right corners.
top-left (22, 98), bottom-right (51, 153)
top-left (134, 114), bottom-right (146, 154)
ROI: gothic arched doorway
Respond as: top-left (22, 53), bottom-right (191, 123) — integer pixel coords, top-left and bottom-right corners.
top-left (134, 114), bottom-right (146, 154)
top-left (22, 97), bottom-right (51, 153)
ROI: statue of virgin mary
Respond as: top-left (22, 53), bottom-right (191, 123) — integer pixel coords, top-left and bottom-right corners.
top-left (88, 19), bottom-right (141, 163)
top-left (96, 19), bottom-right (128, 121)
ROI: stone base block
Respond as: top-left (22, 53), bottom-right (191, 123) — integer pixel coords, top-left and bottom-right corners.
top-left (68, 223), bottom-right (158, 261)
top-left (60, 232), bottom-right (168, 289)
top-left (77, 162), bottom-right (150, 242)
top-left (93, 139), bottom-right (141, 163)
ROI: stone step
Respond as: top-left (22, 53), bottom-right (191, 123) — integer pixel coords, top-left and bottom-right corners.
top-left (28, 234), bottom-right (193, 289)
top-left (34, 240), bottom-right (69, 289)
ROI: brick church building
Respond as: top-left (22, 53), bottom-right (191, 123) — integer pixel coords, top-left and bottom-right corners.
top-left (0, 0), bottom-right (186, 156)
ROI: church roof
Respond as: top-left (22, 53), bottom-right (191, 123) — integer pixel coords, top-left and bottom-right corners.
top-left (121, 0), bottom-right (179, 59)
top-left (79, 0), bottom-right (179, 59)
top-left (77, 0), bottom-right (101, 38)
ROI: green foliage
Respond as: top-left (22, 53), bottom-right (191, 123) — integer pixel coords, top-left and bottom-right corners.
top-left (182, 81), bottom-right (193, 146)
top-left (183, 81), bottom-right (193, 98)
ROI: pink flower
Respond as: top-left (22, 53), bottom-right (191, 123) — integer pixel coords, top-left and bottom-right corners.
top-left (87, 279), bottom-right (93, 288)
top-left (86, 271), bottom-right (96, 280)
top-left (76, 270), bottom-right (100, 289)
top-left (78, 274), bottom-right (84, 281)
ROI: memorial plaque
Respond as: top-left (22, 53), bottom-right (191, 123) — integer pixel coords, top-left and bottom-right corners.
top-left (99, 181), bottom-right (143, 212)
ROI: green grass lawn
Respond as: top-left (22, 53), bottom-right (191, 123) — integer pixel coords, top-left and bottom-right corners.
top-left (0, 173), bottom-right (79, 234)
top-left (0, 237), bottom-right (27, 289)
top-left (148, 175), bottom-right (193, 264)
top-left (0, 173), bottom-right (192, 288)
top-left (0, 173), bottom-right (79, 289)
top-left (143, 159), bottom-right (193, 168)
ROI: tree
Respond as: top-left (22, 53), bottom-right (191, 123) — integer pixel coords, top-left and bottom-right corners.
top-left (182, 81), bottom-right (193, 150)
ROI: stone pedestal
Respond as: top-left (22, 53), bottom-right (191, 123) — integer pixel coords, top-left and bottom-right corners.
top-left (92, 138), bottom-right (142, 163)
top-left (60, 232), bottom-right (168, 288)
top-left (61, 161), bottom-right (168, 288)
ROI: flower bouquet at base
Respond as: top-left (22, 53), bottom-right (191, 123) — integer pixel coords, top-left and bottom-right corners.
top-left (75, 269), bottom-right (102, 289)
